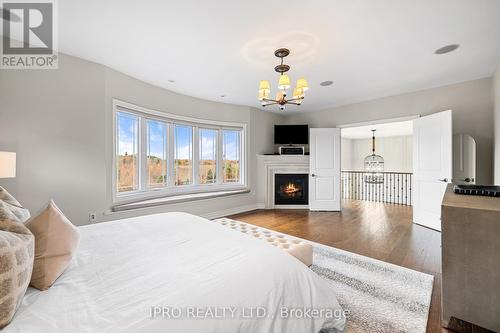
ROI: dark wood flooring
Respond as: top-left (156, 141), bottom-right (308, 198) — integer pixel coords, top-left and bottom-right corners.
top-left (230, 200), bottom-right (448, 333)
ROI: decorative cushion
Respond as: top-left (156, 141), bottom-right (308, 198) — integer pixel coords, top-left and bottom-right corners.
top-left (0, 205), bottom-right (34, 329)
top-left (25, 200), bottom-right (80, 291)
top-left (0, 187), bottom-right (30, 223)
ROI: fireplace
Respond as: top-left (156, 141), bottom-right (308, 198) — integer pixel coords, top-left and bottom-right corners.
top-left (274, 174), bottom-right (309, 205)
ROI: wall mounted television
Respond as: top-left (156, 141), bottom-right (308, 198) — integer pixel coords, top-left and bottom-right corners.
top-left (274, 125), bottom-right (309, 145)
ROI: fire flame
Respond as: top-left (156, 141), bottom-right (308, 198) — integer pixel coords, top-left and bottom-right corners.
top-left (283, 182), bottom-right (299, 194)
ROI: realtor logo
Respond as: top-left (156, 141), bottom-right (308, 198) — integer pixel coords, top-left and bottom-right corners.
top-left (1, 0), bottom-right (58, 69)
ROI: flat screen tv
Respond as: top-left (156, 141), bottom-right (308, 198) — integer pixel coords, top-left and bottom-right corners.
top-left (274, 125), bottom-right (309, 145)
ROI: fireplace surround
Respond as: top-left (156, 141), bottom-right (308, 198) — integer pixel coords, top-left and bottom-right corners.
top-left (256, 154), bottom-right (309, 209)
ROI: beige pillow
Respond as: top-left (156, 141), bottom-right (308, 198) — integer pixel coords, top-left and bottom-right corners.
top-left (25, 200), bottom-right (80, 291)
top-left (0, 187), bottom-right (30, 222)
top-left (0, 205), bottom-right (34, 329)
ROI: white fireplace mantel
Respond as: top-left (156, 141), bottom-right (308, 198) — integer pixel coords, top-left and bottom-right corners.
top-left (256, 154), bottom-right (310, 209)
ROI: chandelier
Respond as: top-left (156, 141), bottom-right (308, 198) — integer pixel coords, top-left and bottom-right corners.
top-left (364, 130), bottom-right (385, 184)
top-left (258, 48), bottom-right (309, 111)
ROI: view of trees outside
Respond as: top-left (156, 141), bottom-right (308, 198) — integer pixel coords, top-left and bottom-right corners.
top-left (199, 128), bottom-right (217, 184)
top-left (116, 113), bottom-right (242, 192)
top-left (117, 112), bottom-right (138, 192)
top-left (223, 130), bottom-right (240, 183)
top-left (147, 120), bottom-right (167, 188)
top-left (174, 124), bottom-right (193, 185)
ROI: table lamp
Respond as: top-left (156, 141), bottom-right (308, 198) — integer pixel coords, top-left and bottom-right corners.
top-left (0, 152), bottom-right (16, 178)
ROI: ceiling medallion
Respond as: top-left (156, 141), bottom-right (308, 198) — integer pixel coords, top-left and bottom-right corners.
top-left (258, 48), bottom-right (309, 111)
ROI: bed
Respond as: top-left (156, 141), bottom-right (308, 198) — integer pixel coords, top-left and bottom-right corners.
top-left (6, 212), bottom-right (346, 333)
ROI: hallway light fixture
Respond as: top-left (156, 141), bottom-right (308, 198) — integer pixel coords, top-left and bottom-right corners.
top-left (258, 48), bottom-right (309, 111)
top-left (364, 130), bottom-right (384, 184)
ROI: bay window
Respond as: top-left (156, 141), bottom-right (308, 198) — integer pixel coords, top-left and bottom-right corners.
top-left (199, 128), bottom-right (218, 184)
top-left (113, 100), bottom-right (246, 202)
top-left (174, 124), bottom-right (193, 186)
top-left (116, 112), bottom-right (139, 192)
top-left (147, 120), bottom-right (168, 188)
top-left (222, 130), bottom-right (241, 183)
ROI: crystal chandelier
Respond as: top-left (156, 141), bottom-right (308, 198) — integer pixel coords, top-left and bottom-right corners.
top-left (364, 130), bottom-right (384, 184)
top-left (258, 48), bottom-right (309, 111)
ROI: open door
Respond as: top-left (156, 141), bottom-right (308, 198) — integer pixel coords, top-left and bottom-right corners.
top-left (453, 134), bottom-right (476, 185)
top-left (309, 128), bottom-right (341, 211)
top-left (413, 110), bottom-right (452, 231)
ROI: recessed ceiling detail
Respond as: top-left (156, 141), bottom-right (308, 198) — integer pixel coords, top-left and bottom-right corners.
top-left (320, 81), bottom-right (334, 86)
top-left (242, 32), bottom-right (320, 66)
top-left (25, 0), bottom-right (500, 113)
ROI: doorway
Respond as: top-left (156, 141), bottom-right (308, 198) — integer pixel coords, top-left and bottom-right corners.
top-left (340, 119), bottom-right (414, 206)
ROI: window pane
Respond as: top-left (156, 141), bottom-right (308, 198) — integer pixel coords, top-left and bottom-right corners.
top-left (199, 128), bottom-right (217, 184)
top-left (174, 124), bottom-right (193, 185)
top-left (116, 112), bottom-right (139, 192)
top-left (147, 120), bottom-right (167, 188)
top-left (223, 130), bottom-right (241, 183)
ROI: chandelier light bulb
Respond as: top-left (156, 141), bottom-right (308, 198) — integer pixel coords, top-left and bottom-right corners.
top-left (276, 90), bottom-right (285, 101)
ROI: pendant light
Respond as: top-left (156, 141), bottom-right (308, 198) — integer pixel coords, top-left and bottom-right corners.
top-left (364, 130), bottom-right (384, 184)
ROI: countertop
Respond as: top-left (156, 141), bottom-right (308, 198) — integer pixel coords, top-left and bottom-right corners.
top-left (442, 184), bottom-right (500, 212)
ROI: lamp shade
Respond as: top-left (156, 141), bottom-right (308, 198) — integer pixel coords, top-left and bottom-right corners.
top-left (296, 77), bottom-right (309, 91)
top-left (258, 80), bottom-right (270, 93)
top-left (278, 74), bottom-right (291, 90)
top-left (0, 152), bottom-right (16, 178)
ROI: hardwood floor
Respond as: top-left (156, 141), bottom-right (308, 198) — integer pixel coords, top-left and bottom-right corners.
top-left (230, 199), bottom-right (447, 333)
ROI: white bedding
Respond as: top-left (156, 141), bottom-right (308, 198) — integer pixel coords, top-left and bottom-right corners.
top-left (7, 212), bottom-right (345, 333)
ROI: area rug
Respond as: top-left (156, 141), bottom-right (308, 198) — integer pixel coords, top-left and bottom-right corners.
top-left (213, 218), bottom-right (434, 333)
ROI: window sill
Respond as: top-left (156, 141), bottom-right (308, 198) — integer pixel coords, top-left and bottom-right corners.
top-left (111, 189), bottom-right (251, 212)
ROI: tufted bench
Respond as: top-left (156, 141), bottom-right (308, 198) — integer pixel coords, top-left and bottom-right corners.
top-left (213, 218), bottom-right (313, 266)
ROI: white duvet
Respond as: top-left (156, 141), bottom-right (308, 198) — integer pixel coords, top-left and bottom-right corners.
top-left (7, 212), bottom-right (345, 333)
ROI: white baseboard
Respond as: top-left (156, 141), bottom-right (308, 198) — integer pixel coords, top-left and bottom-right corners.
top-left (202, 203), bottom-right (260, 220)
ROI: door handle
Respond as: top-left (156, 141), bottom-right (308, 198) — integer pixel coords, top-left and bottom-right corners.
top-left (311, 174), bottom-right (316, 177)
top-left (463, 178), bottom-right (471, 183)
top-left (438, 178), bottom-right (448, 182)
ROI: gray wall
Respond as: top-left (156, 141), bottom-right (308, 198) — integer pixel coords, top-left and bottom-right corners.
top-left (1, 52), bottom-right (496, 225)
top-left (287, 78), bottom-right (495, 184)
top-left (0, 53), bottom-right (283, 225)
top-left (342, 136), bottom-right (412, 173)
top-left (494, 66), bottom-right (500, 184)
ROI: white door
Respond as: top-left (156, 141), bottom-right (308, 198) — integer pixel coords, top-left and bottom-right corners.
top-left (453, 134), bottom-right (476, 185)
top-left (309, 128), bottom-right (341, 211)
top-left (413, 110), bottom-right (452, 231)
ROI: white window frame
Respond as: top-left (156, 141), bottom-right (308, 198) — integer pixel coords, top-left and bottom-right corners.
top-left (112, 99), bottom-right (247, 204)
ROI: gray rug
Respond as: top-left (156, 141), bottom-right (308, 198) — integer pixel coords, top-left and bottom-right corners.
top-left (311, 243), bottom-right (433, 333)
top-left (215, 218), bottom-right (434, 333)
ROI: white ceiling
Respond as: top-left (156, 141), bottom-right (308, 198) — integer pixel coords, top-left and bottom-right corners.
top-left (341, 120), bottom-right (413, 139)
top-left (12, 0), bottom-right (500, 113)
